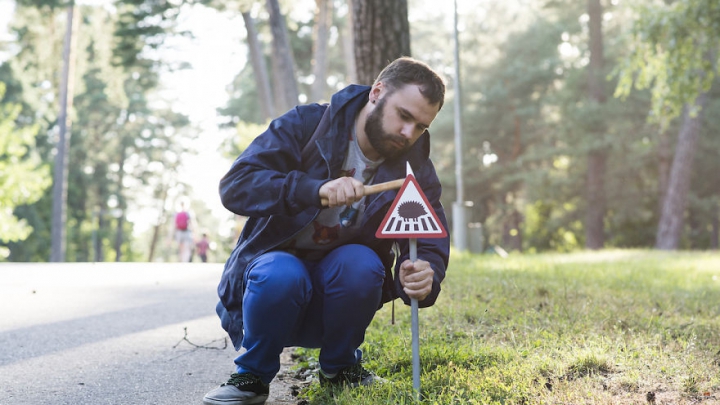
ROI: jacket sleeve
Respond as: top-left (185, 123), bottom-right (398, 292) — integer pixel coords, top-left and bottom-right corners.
top-left (393, 159), bottom-right (450, 308)
top-left (219, 105), bottom-right (328, 218)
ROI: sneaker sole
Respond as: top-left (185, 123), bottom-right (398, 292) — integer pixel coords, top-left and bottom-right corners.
top-left (202, 394), bottom-right (268, 405)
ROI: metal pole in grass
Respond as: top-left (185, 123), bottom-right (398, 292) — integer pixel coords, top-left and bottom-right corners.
top-left (374, 162), bottom-right (448, 402)
top-left (409, 238), bottom-right (420, 401)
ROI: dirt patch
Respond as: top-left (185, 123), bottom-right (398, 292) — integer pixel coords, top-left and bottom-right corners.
top-left (267, 348), bottom-right (308, 405)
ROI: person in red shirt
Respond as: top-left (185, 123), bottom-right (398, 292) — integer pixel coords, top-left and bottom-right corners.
top-left (196, 233), bottom-right (210, 263)
top-left (174, 201), bottom-right (193, 262)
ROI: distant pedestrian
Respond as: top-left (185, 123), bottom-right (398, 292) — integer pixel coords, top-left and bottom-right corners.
top-left (196, 233), bottom-right (210, 263)
top-left (174, 201), bottom-right (193, 262)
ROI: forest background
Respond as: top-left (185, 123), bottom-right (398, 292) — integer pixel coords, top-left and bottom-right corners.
top-left (0, 0), bottom-right (718, 263)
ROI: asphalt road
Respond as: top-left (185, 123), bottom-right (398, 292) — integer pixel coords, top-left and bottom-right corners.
top-left (0, 263), bottom-right (298, 405)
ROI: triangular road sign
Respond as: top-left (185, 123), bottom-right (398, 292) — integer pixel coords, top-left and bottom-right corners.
top-left (376, 174), bottom-right (447, 239)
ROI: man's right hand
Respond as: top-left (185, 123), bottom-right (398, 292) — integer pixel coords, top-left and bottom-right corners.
top-left (319, 176), bottom-right (365, 207)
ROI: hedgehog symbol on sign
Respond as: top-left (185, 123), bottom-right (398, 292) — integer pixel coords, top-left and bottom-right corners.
top-left (375, 174), bottom-right (447, 239)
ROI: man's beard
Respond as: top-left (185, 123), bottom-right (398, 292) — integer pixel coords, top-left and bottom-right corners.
top-left (364, 97), bottom-right (410, 160)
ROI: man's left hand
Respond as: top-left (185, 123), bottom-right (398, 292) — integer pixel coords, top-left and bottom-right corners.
top-left (399, 259), bottom-right (434, 302)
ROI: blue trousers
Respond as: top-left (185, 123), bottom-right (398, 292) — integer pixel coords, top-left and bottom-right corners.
top-left (235, 244), bottom-right (386, 384)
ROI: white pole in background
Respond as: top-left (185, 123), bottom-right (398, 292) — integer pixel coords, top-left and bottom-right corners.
top-left (452, 0), bottom-right (467, 251)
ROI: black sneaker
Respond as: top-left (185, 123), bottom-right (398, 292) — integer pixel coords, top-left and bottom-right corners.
top-left (319, 362), bottom-right (385, 388)
top-left (203, 372), bottom-right (270, 405)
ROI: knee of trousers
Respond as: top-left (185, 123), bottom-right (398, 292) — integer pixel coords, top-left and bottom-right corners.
top-left (320, 244), bottom-right (386, 296)
top-left (245, 251), bottom-right (312, 303)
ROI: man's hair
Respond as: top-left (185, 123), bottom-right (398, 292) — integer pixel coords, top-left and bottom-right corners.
top-left (374, 57), bottom-right (446, 110)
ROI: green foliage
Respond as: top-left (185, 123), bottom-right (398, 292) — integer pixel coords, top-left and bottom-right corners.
top-left (217, 2), bottom-right (352, 126)
top-left (2, 1), bottom-right (196, 262)
top-left (3, 0), bottom-right (719, 259)
top-left (614, 0), bottom-right (720, 126)
top-left (113, 0), bottom-right (185, 68)
top-left (424, 0), bottom-right (720, 252)
top-left (0, 82), bottom-right (50, 249)
top-left (217, 64), bottom-right (269, 126)
top-left (220, 119), bottom-right (270, 160)
top-left (296, 250), bottom-right (720, 404)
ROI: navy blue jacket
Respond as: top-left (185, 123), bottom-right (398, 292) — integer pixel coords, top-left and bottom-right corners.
top-left (217, 84), bottom-right (450, 349)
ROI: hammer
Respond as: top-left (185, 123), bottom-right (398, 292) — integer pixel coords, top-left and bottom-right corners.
top-left (320, 178), bottom-right (404, 207)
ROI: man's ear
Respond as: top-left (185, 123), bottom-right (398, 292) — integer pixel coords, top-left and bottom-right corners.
top-left (370, 82), bottom-right (385, 102)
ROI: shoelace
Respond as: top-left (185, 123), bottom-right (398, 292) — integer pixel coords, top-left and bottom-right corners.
top-left (223, 373), bottom-right (259, 388)
top-left (342, 363), bottom-right (371, 380)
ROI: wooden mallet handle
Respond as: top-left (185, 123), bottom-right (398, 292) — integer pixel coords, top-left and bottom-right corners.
top-left (320, 178), bottom-right (404, 207)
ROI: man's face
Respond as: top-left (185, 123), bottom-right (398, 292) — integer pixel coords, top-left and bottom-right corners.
top-left (365, 84), bottom-right (440, 160)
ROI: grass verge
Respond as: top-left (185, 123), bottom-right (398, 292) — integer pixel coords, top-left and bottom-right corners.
top-left (296, 249), bottom-right (720, 404)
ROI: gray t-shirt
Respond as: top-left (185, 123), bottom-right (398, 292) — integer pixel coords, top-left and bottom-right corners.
top-left (283, 125), bottom-right (384, 260)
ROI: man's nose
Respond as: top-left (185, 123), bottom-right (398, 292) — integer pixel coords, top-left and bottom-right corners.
top-left (400, 123), bottom-right (416, 139)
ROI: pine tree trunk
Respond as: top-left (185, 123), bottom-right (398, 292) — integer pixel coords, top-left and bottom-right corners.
top-left (585, 151), bottom-right (607, 249)
top-left (341, 1), bottom-right (357, 84)
top-left (351, 0), bottom-right (410, 84)
top-left (584, 0), bottom-right (606, 250)
top-left (114, 144), bottom-right (127, 262)
top-left (655, 93), bottom-right (708, 250)
top-left (96, 211), bottom-right (105, 262)
top-left (657, 128), bottom-right (672, 213)
top-left (310, 0), bottom-right (332, 102)
top-left (711, 207), bottom-right (719, 250)
top-left (242, 11), bottom-right (275, 120)
top-left (502, 208), bottom-right (523, 252)
top-left (266, 0), bottom-right (299, 113)
top-left (51, 5), bottom-right (77, 262)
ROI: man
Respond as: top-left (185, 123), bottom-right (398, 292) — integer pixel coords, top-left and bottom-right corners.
top-left (204, 57), bottom-right (450, 405)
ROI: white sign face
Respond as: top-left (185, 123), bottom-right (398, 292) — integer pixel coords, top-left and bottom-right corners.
top-left (376, 174), bottom-right (447, 239)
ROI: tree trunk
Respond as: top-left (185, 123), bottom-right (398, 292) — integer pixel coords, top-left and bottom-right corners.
top-left (711, 206), bottom-right (719, 250)
top-left (657, 127), bottom-right (672, 213)
top-left (341, 0), bottom-right (357, 84)
top-left (96, 210), bottom-right (106, 262)
top-left (114, 143), bottom-right (127, 262)
top-left (584, 0), bottom-right (607, 250)
top-left (148, 181), bottom-right (170, 262)
top-left (655, 93), bottom-right (709, 250)
top-left (310, 0), bottom-right (332, 102)
top-left (351, 0), bottom-right (410, 84)
top-left (585, 151), bottom-right (607, 249)
top-left (51, 5), bottom-right (77, 262)
top-left (266, 0), bottom-right (299, 113)
top-left (502, 207), bottom-right (523, 252)
top-left (242, 10), bottom-right (275, 121)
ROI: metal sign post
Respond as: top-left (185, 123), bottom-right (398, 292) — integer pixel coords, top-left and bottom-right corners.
top-left (376, 162), bottom-right (448, 401)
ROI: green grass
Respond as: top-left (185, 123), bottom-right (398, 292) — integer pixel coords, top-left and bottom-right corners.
top-left (296, 249), bottom-right (720, 404)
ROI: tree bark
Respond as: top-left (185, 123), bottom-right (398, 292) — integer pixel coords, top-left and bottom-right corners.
top-left (266, 0), bottom-right (299, 113)
top-left (502, 207), bottom-right (523, 252)
top-left (148, 181), bottom-right (170, 262)
top-left (351, 0), bottom-right (410, 84)
top-left (51, 5), bottom-right (78, 262)
top-left (242, 11), bottom-right (275, 121)
top-left (584, 0), bottom-right (607, 250)
top-left (655, 93), bottom-right (709, 250)
top-left (711, 206), bottom-right (719, 250)
top-left (114, 143), bottom-right (127, 262)
top-left (657, 127), bottom-right (672, 213)
top-left (341, 0), bottom-right (357, 84)
top-left (310, 0), bottom-right (332, 102)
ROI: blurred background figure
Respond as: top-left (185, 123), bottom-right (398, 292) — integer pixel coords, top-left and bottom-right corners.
top-left (196, 233), bottom-right (210, 263)
top-left (174, 201), bottom-right (193, 262)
